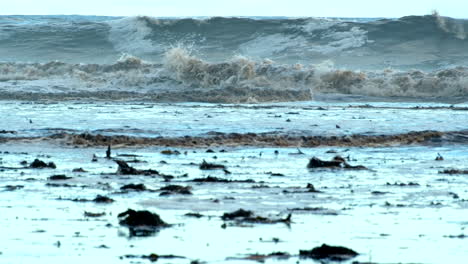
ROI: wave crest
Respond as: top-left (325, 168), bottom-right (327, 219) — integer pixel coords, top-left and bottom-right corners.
top-left (0, 47), bottom-right (467, 102)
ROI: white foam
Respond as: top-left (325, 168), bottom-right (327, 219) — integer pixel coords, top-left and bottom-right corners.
top-left (308, 26), bottom-right (369, 54)
top-left (1, 48), bottom-right (467, 102)
top-left (107, 16), bottom-right (164, 55)
top-left (433, 11), bottom-right (467, 40)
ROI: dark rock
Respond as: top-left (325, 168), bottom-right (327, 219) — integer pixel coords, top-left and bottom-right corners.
top-left (118, 209), bottom-right (168, 227)
top-left (121, 183), bottom-right (147, 191)
top-left (307, 156), bottom-right (367, 170)
top-left (48, 175), bottom-right (72, 180)
top-left (299, 244), bottom-right (358, 261)
top-left (199, 160), bottom-right (226, 170)
top-left (93, 195), bottom-right (114, 203)
top-left (30, 159), bottom-right (56, 169)
top-left (435, 153), bottom-right (444, 161)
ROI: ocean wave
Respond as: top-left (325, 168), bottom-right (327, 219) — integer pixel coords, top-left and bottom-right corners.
top-left (0, 47), bottom-right (467, 103)
top-left (1, 14), bottom-right (467, 68)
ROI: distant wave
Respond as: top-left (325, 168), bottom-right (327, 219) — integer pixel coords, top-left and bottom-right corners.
top-left (0, 48), bottom-right (467, 103)
top-left (1, 14), bottom-right (467, 69)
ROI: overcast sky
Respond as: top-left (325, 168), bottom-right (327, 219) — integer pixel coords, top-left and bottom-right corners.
top-left (1, 0), bottom-right (467, 18)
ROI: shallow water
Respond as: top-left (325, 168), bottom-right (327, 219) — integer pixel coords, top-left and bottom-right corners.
top-left (1, 100), bottom-right (467, 264)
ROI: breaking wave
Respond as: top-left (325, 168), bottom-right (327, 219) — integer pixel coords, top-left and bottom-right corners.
top-left (1, 14), bottom-right (468, 68)
top-left (0, 47), bottom-right (467, 103)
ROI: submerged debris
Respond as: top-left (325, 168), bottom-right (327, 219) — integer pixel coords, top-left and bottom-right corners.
top-left (299, 244), bottom-right (358, 261)
top-left (307, 156), bottom-right (367, 170)
top-left (30, 159), bottom-right (56, 169)
top-left (115, 160), bottom-right (159, 175)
